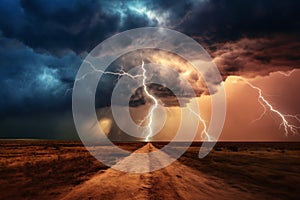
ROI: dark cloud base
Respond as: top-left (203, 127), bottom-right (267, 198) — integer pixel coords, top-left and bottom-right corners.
top-left (0, 0), bottom-right (299, 139)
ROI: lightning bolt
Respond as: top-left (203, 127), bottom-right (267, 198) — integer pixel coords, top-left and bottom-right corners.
top-left (277, 69), bottom-right (296, 77)
top-left (140, 60), bottom-right (159, 142)
top-left (72, 59), bottom-right (161, 141)
top-left (238, 76), bottom-right (300, 136)
top-left (71, 59), bottom-right (217, 142)
top-left (139, 60), bottom-right (213, 142)
top-left (78, 60), bottom-right (143, 81)
top-left (187, 107), bottom-right (212, 141)
top-left (64, 60), bottom-right (143, 96)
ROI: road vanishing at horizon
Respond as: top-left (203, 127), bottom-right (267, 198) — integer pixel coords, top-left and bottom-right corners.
top-left (60, 143), bottom-right (259, 200)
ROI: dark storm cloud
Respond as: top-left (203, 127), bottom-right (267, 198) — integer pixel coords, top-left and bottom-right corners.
top-left (0, 0), bottom-right (161, 55)
top-left (0, 36), bottom-right (82, 117)
top-left (0, 0), bottom-right (162, 117)
top-left (211, 35), bottom-right (300, 78)
top-left (0, 0), bottom-right (118, 54)
top-left (0, 0), bottom-right (162, 138)
top-left (174, 0), bottom-right (300, 77)
top-left (178, 0), bottom-right (300, 41)
top-left (94, 49), bottom-right (207, 108)
top-left (1, 0), bottom-right (300, 138)
top-left (1, 0), bottom-right (299, 54)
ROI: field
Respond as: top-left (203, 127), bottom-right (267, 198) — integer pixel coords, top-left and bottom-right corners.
top-left (0, 140), bottom-right (299, 199)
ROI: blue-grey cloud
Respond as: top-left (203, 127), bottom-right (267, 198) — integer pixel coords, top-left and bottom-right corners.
top-left (177, 0), bottom-right (300, 41)
top-left (0, 36), bottom-right (82, 116)
top-left (0, 0), bottom-right (300, 139)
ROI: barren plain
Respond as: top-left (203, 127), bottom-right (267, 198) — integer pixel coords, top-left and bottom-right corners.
top-left (0, 140), bottom-right (299, 200)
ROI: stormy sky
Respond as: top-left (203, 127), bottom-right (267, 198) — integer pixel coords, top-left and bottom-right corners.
top-left (1, 0), bottom-right (300, 140)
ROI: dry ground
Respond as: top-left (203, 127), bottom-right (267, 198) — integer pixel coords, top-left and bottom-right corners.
top-left (0, 140), bottom-right (299, 199)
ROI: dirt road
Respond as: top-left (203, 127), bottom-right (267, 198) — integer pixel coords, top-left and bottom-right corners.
top-left (59, 143), bottom-right (260, 200)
